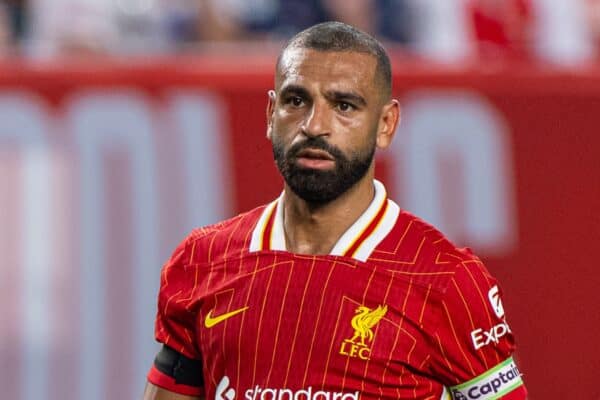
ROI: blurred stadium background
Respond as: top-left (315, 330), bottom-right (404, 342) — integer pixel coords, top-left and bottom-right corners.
top-left (0, 0), bottom-right (599, 399)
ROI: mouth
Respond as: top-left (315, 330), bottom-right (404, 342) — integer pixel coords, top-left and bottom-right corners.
top-left (296, 148), bottom-right (335, 160)
top-left (294, 148), bottom-right (335, 169)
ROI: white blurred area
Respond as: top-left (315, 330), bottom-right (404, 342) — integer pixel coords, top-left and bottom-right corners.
top-left (0, 0), bottom-right (596, 64)
top-left (410, 0), bottom-right (596, 64)
top-left (28, 0), bottom-right (181, 56)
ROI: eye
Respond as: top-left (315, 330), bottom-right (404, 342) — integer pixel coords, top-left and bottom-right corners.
top-left (337, 102), bottom-right (355, 112)
top-left (286, 96), bottom-right (304, 107)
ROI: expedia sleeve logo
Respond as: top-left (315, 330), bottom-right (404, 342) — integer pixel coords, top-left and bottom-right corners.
top-left (450, 357), bottom-right (524, 400)
top-left (487, 285), bottom-right (504, 319)
top-left (470, 285), bottom-right (511, 350)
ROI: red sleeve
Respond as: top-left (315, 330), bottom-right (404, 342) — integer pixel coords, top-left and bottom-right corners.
top-left (430, 259), bottom-right (527, 399)
top-left (154, 236), bottom-right (202, 359)
top-left (148, 236), bottom-right (205, 395)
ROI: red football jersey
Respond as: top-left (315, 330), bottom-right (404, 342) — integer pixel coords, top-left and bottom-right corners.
top-left (148, 181), bottom-right (527, 400)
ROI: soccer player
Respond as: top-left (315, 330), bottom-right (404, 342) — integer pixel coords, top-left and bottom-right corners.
top-left (143, 22), bottom-right (527, 400)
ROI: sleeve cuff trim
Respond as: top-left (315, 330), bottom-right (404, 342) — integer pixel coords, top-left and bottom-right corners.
top-left (147, 365), bottom-right (204, 397)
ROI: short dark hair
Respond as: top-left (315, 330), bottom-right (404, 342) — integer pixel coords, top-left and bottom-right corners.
top-left (277, 21), bottom-right (392, 100)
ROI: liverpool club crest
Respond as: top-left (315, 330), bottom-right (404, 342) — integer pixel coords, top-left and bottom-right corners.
top-left (339, 304), bottom-right (387, 360)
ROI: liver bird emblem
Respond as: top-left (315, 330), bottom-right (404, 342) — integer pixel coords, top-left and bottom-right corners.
top-left (349, 305), bottom-right (387, 346)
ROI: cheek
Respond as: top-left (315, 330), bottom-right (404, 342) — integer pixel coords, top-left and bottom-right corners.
top-left (269, 123), bottom-right (295, 154)
top-left (336, 116), bottom-right (377, 148)
top-left (272, 114), bottom-right (309, 148)
top-left (272, 110), bottom-right (299, 136)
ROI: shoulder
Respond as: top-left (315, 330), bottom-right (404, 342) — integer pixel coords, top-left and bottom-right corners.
top-left (371, 209), bottom-right (489, 288)
top-left (172, 204), bottom-right (268, 266)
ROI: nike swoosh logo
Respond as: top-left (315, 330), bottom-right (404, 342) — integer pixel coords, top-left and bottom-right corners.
top-left (205, 306), bottom-right (249, 328)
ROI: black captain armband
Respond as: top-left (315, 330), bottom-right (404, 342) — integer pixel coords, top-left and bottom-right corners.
top-left (153, 345), bottom-right (204, 388)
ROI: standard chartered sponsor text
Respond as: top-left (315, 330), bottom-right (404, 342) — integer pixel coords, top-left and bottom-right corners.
top-left (244, 385), bottom-right (359, 400)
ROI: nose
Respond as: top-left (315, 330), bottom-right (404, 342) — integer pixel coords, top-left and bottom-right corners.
top-left (301, 100), bottom-right (331, 138)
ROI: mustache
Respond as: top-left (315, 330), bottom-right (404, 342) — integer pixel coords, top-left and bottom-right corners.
top-left (286, 137), bottom-right (345, 160)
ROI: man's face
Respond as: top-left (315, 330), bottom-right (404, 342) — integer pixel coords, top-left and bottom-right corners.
top-left (267, 48), bottom-right (386, 204)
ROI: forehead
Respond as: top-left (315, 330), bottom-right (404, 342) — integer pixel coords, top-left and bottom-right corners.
top-left (277, 48), bottom-right (378, 94)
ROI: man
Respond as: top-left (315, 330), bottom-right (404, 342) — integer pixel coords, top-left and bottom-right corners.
top-left (143, 22), bottom-right (527, 400)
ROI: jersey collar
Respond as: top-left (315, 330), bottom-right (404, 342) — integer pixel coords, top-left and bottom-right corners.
top-left (249, 180), bottom-right (399, 262)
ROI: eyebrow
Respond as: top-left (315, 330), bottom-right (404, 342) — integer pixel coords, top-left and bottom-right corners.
top-left (279, 84), bottom-right (310, 98)
top-left (325, 90), bottom-right (367, 107)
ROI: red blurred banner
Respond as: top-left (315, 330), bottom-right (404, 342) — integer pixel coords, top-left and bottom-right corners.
top-left (0, 60), bottom-right (598, 400)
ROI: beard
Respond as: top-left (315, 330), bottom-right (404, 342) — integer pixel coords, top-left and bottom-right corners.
top-left (272, 134), bottom-right (376, 205)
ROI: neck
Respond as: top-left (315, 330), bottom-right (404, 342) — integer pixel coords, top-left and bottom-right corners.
top-left (282, 173), bottom-right (376, 255)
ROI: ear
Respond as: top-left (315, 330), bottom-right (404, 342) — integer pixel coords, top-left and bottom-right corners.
top-left (375, 99), bottom-right (400, 150)
top-left (266, 90), bottom-right (276, 140)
